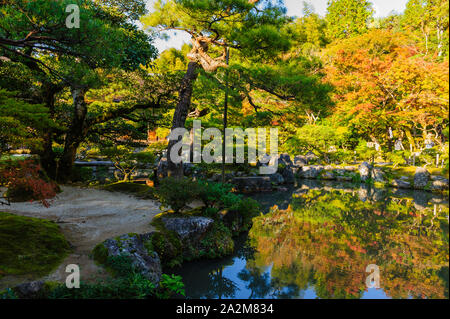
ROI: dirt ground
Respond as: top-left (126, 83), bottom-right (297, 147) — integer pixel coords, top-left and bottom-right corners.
top-left (0, 186), bottom-right (161, 289)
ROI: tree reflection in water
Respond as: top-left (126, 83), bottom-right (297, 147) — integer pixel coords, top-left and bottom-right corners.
top-left (249, 189), bottom-right (449, 299)
top-left (176, 185), bottom-right (449, 299)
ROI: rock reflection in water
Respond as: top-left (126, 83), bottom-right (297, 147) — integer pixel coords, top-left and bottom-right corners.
top-left (176, 181), bottom-right (449, 299)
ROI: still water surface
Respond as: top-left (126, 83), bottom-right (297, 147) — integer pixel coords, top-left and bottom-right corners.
top-left (175, 180), bottom-right (449, 299)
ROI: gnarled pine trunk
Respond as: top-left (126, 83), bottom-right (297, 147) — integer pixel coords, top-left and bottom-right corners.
top-left (38, 84), bottom-right (61, 180)
top-left (57, 86), bottom-right (88, 183)
top-left (167, 61), bottom-right (200, 177)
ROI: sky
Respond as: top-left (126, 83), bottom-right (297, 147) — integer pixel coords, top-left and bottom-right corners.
top-left (145, 0), bottom-right (410, 52)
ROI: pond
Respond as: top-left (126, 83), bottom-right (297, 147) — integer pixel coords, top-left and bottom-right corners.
top-left (175, 180), bottom-right (449, 299)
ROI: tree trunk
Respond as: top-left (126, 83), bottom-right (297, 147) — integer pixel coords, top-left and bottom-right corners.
top-left (167, 61), bottom-right (200, 177)
top-left (38, 85), bottom-right (60, 180)
top-left (57, 87), bottom-right (88, 183)
top-left (40, 133), bottom-right (57, 179)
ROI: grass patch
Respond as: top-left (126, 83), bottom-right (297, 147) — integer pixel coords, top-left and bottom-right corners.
top-left (383, 165), bottom-right (448, 178)
top-left (102, 182), bottom-right (156, 199)
top-left (0, 212), bottom-right (71, 278)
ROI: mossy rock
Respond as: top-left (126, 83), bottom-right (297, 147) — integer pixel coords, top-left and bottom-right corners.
top-left (151, 211), bottom-right (235, 264)
top-left (148, 232), bottom-right (183, 268)
top-left (196, 221), bottom-right (234, 259)
top-left (0, 212), bottom-right (71, 278)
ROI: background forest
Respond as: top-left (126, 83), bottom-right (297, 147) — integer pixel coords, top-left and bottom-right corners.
top-left (0, 0), bottom-right (449, 181)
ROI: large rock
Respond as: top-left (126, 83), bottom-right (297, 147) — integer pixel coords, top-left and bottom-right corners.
top-left (269, 173), bottom-right (284, 184)
top-left (280, 167), bottom-right (296, 184)
top-left (299, 165), bottom-right (324, 179)
top-left (358, 162), bottom-right (372, 182)
top-left (13, 281), bottom-right (45, 299)
top-left (321, 171), bottom-right (335, 180)
top-left (232, 176), bottom-right (272, 192)
top-left (414, 167), bottom-right (430, 189)
top-left (279, 153), bottom-right (293, 166)
top-left (333, 169), bottom-right (353, 181)
top-left (305, 151), bottom-right (318, 163)
top-left (335, 175), bottom-right (353, 182)
top-left (371, 168), bottom-right (386, 183)
top-left (157, 157), bottom-right (195, 178)
top-left (95, 233), bottom-right (162, 285)
top-left (161, 216), bottom-right (234, 260)
top-left (162, 216), bottom-right (214, 241)
top-left (293, 155), bottom-right (307, 167)
top-left (390, 179), bottom-right (411, 189)
top-left (430, 176), bottom-right (449, 191)
top-left (183, 162), bottom-right (194, 176)
top-left (132, 169), bottom-right (153, 179)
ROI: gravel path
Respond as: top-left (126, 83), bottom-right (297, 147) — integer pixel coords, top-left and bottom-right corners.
top-left (0, 186), bottom-right (161, 288)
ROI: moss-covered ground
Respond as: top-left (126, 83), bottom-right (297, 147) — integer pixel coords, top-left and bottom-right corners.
top-left (0, 212), bottom-right (71, 278)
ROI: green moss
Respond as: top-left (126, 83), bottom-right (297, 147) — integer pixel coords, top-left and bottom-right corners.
top-left (149, 232), bottom-right (183, 268)
top-left (373, 181), bottom-right (387, 188)
top-left (198, 221), bottom-right (234, 259)
top-left (91, 243), bottom-right (109, 266)
top-left (151, 210), bottom-right (235, 265)
top-left (0, 212), bottom-right (71, 278)
top-left (102, 182), bottom-right (155, 199)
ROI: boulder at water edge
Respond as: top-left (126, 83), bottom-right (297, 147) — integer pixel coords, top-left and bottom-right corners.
top-left (414, 167), bottom-right (430, 190)
top-left (358, 162), bottom-right (372, 182)
top-left (92, 233), bottom-right (162, 285)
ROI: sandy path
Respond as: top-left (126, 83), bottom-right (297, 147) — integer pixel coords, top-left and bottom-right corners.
top-left (0, 186), bottom-right (162, 288)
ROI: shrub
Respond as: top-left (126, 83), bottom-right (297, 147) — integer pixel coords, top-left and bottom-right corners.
top-left (44, 256), bottom-right (184, 299)
top-left (329, 149), bottom-right (354, 164)
top-left (220, 192), bottom-right (242, 208)
top-left (0, 159), bottom-right (58, 207)
top-left (150, 231), bottom-right (183, 268)
top-left (419, 147), bottom-right (438, 167)
top-left (196, 180), bottom-right (234, 208)
top-left (100, 146), bottom-right (156, 182)
top-left (156, 177), bottom-right (201, 212)
top-left (197, 221), bottom-right (234, 259)
top-left (102, 182), bottom-right (155, 199)
top-left (230, 197), bottom-right (260, 230)
top-left (385, 150), bottom-right (410, 167)
top-left (48, 275), bottom-right (156, 299)
top-left (70, 166), bottom-right (94, 183)
top-left (157, 274), bottom-right (185, 299)
top-left (355, 140), bottom-right (379, 163)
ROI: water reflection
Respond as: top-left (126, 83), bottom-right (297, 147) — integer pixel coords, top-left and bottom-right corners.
top-left (176, 181), bottom-right (449, 299)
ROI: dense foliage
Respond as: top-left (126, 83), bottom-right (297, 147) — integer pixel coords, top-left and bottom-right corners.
top-left (1, 0), bottom-right (448, 178)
